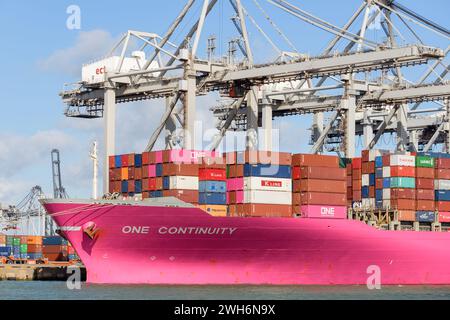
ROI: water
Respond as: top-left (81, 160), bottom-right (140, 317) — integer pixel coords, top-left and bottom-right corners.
top-left (1, 282), bottom-right (450, 300)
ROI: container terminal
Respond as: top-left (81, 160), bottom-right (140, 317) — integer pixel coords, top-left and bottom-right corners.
top-left (2, 0), bottom-right (450, 284)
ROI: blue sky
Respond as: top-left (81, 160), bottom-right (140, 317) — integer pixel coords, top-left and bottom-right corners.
top-left (0, 0), bottom-right (448, 205)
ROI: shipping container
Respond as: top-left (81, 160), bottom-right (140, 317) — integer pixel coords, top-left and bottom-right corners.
top-left (390, 166), bottom-right (415, 177)
top-left (435, 190), bottom-right (450, 201)
top-left (439, 212), bottom-right (450, 223)
top-left (42, 236), bottom-right (66, 246)
top-left (239, 204), bottom-right (292, 217)
top-left (435, 179), bottom-right (450, 190)
top-left (169, 176), bottom-right (199, 190)
top-left (390, 155), bottom-right (415, 167)
top-left (390, 177), bottom-right (415, 188)
top-left (199, 181), bottom-right (226, 193)
top-left (198, 205), bottom-right (227, 217)
top-left (436, 158), bottom-right (450, 169)
top-left (199, 192), bottom-right (227, 205)
top-left (244, 190), bottom-right (291, 205)
top-left (292, 154), bottom-right (339, 168)
top-left (299, 205), bottom-right (347, 219)
top-left (244, 177), bottom-right (292, 192)
top-left (416, 178), bottom-right (434, 189)
top-left (243, 164), bottom-right (291, 179)
top-left (436, 201), bottom-right (450, 211)
top-left (416, 211), bottom-right (435, 223)
top-left (299, 166), bottom-right (346, 181)
top-left (397, 210), bottom-right (416, 222)
top-left (416, 167), bottom-right (435, 179)
top-left (162, 163), bottom-right (198, 176)
top-left (199, 169), bottom-right (226, 181)
top-left (416, 189), bottom-right (435, 200)
top-left (297, 179), bottom-right (346, 193)
top-left (416, 200), bottom-right (435, 211)
top-left (436, 169), bottom-right (450, 180)
top-left (300, 192), bottom-right (346, 206)
top-left (416, 156), bottom-right (434, 168)
top-left (162, 190), bottom-right (198, 203)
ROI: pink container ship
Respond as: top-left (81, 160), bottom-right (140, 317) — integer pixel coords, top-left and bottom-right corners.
top-left (41, 197), bottom-right (450, 285)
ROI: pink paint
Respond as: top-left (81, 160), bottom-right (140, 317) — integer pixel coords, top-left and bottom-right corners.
top-left (301, 205), bottom-right (347, 219)
top-left (154, 151), bottom-right (163, 163)
top-left (236, 190), bottom-right (244, 204)
top-left (439, 212), bottom-right (450, 223)
top-left (148, 165), bottom-right (156, 178)
top-left (227, 179), bottom-right (236, 191)
top-left (42, 200), bottom-right (450, 285)
top-left (235, 178), bottom-right (244, 191)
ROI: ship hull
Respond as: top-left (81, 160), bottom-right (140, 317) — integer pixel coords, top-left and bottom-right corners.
top-left (42, 199), bottom-right (450, 285)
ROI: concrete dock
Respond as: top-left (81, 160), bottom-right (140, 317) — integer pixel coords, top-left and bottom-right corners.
top-left (0, 264), bottom-right (86, 281)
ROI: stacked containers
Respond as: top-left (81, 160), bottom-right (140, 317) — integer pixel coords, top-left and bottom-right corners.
top-left (225, 152), bottom-right (243, 217)
top-left (198, 156), bottom-right (227, 216)
top-left (292, 154), bottom-right (346, 219)
top-left (415, 155), bottom-right (436, 223)
top-left (42, 236), bottom-right (68, 261)
top-left (351, 158), bottom-right (362, 207)
top-left (229, 151), bottom-right (292, 217)
top-left (361, 150), bottom-right (386, 209)
top-left (109, 153), bottom-right (143, 198)
top-left (383, 154), bottom-right (416, 222)
top-left (434, 156), bottom-right (450, 222)
top-left (25, 236), bottom-right (43, 260)
top-left (0, 234), bottom-right (11, 257)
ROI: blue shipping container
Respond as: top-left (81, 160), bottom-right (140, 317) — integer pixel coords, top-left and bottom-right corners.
top-left (156, 163), bottom-right (163, 177)
top-left (375, 156), bottom-right (383, 168)
top-left (163, 176), bottom-right (170, 190)
top-left (375, 200), bottom-right (383, 209)
top-left (362, 186), bottom-right (370, 198)
top-left (243, 164), bottom-right (291, 179)
top-left (383, 178), bottom-right (391, 189)
top-left (150, 190), bottom-right (163, 198)
top-left (135, 180), bottom-right (142, 193)
top-left (199, 192), bottom-right (227, 205)
top-left (199, 181), bottom-right (226, 193)
top-left (27, 253), bottom-right (43, 260)
top-left (375, 167), bottom-right (383, 178)
top-left (416, 211), bottom-right (435, 223)
top-left (0, 246), bottom-right (12, 256)
top-left (417, 152), bottom-right (450, 159)
top-left (43, 236), bottom-right (66, 246)
top-left (121, 180), bottom-right (128, 193)
top-left (435, 190), bottom-right (450, 201)
top-left (375, 189), bottom-right (383, 201)
top-left (369, 174), bottom-right (375, 186)
top-left (134, 154), bottom-right (142, 168)
top-left (114, 155), bottom-right (122, 168)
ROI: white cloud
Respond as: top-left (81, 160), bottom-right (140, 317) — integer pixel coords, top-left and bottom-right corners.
top-left (38, 29), bottom-right (117, 77)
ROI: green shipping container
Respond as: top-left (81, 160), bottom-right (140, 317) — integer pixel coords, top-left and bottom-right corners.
top-left (20, 244), bottom-right (27, 253)
top-left (6, 236), bottom-right (13, 245)
top-left (12, 238), bottom-right (20, 246)
top-left (390, 177), bottom-right (416, 188)
top-left (416, 156), bottom-right (434, 168)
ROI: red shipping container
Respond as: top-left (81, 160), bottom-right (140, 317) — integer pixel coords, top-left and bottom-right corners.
top-left (142, 192), bottom-right (150, 199)
top-left (347, 187), bottom-right (353, 200)
top-left (362, 162), bottom-right (375, 174)
top-left (300, 192), bottom-right (347, 206)
top-left (128, 154), bottom-right (135, 167)
top-left (155, 177), bottom-right (163, 190)
top-left (121, 154), bottom-right (129, 167)
top-left (416, 189), bottom-right (435, 200)
top-left (135, 168), bottom-right (142, 180)
top-left (352, 179), bottom-right (362, 191)
top-left (391, 199), bottom-right (416, 210)
top-left (382, 154), bottom-right (390, 167)
top-left (391, 188), bottom-right (415, 199)
top-left (111, 181), bottom-right (121, 193)
top-left (292, 154), bottom-right (338, 168)
top-left (292, 193), bottom-right (301, 205)
top-left (416, 178), bottom-right (434, 189)
top-left (397, 210), bottom-right (416, 222)
top-left (436, 169), bottom-right (450, 180)
top-left (375, 178), bottom-right (383, 189)
top-left (199, 169), bottom-right (226, 181)
top-left (292, 167), bottom-right (301, 180)
top-left (436, 201), bottom-right (450, 211)
top-left (292, 180), bottom-right (301, 192)
top-left (128, 180), bottom-right (135, 193)
top-left (109, 156), bottom-right (115, 169)
top-left (239, 204), bottom-right (292, 218)
top-left (361, 150), bottom-right (369, 162)
top-left (163, 163), bottom-right (199, 176)
top-left (416, 200), bottom-right (435, 211)
top-left (236, 165), bottom-right (244, 177)
top-left (299, 179), bottom-right (346, 193)
top-left (416, 167), bottom-right (435, 179)
top-left (439, 212), bottom-right (450, 223)
top-left (300, 167), bottom-right (346, 181)
top-left (352, 169), bottom-right (362, 178)
top-left (128, 167), bottom-right (135, 180)
top-left (390, 166), bottom-right (415, 177)
top-left (346, 164), bottom-right (352, 176)
top-left (369, 186), bottom-right (375, 198)
top-left (347, 176), bottom-right (352, 187)
top-left (352, 191), bottom-right (362, 201)
top-left (142, 165), bottom-right (149, 178)
top-left (436, 158), bottom-right (450, 169)
top-left (352, 158), bottom-right (362, 169)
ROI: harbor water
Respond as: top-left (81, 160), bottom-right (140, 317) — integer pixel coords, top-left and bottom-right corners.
top-left (1, 282), bottom-right (450, 300)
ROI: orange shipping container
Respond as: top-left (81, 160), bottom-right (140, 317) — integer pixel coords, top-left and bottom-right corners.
top-left (299, 167), bottom-right (346, 181)
top-left (162, 163), bottom-right (199, 176)
top-left (416, 200), bottom-right (435, 211)
top-left (27, 244), bottom-right (43, 253)
top-left (238, 204), bottom-right (292, 218)
top-left (300, 192), bottom-right (347, 206)
top-left (391, 188), bottom-right (415, 199)
top-left (416, 167), bottom-right (435, 179)
top-left (109, 156), bottom-right (115, 169)
top-left (436, 169), bottom-right (450, 179)
top-left (436, 158), bottom-right (450, 169)
top-left (238, 151), bottom-right (292, 166)
top-left (352, 179), bottom-right (362, 191)
top-left (362, 162), bottom-right (375, 174)
top-left (26, 236), bottom-right (42, 245)
top-left (436, 201), bottom-right (450, 211)
top-left (416, 178), bottom-right (434, 190)
top-left (121, 167), bottom-right (129, 180)
top-left (162, 190), bottom-right (198, 203)
top-left (292, 154), bottom-right (338, 168)
top-left (397, 210), bottom-right (416, 222)
top-left (416, 189), bottom-right (435, 200)
top-left (298, 179), bottom-right (346, 193)
top-left (391, 199), bottom-right (416, 210)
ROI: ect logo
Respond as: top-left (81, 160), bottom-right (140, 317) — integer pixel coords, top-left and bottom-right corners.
top-left (66, 5), bottom-right (81, 30)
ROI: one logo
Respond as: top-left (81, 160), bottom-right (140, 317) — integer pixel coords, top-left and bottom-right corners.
top-left (321, 207), bottom-right (335, 217)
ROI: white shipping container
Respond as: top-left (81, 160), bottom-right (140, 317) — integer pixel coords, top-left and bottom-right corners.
top-left (243, 190), bottom-right (292, 205)
top-left (169, 176), bottom-right (198, 190)
top-left (382, 167), bottom-right (391, 177)
top-left (382, 200), bottom-right (391, 208)
top-left (362, 174), bottom-right (370, 186)
top-left (382, 189), bottom-right (391, 200)
top-left (362, 198), bottom-right (375, 208)
top-left (435, 179), bottom-right (450, 190)
top-left (243, 177), bottom-right (292, 192)
top-left (390, 155), bottom-right (415, 167)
